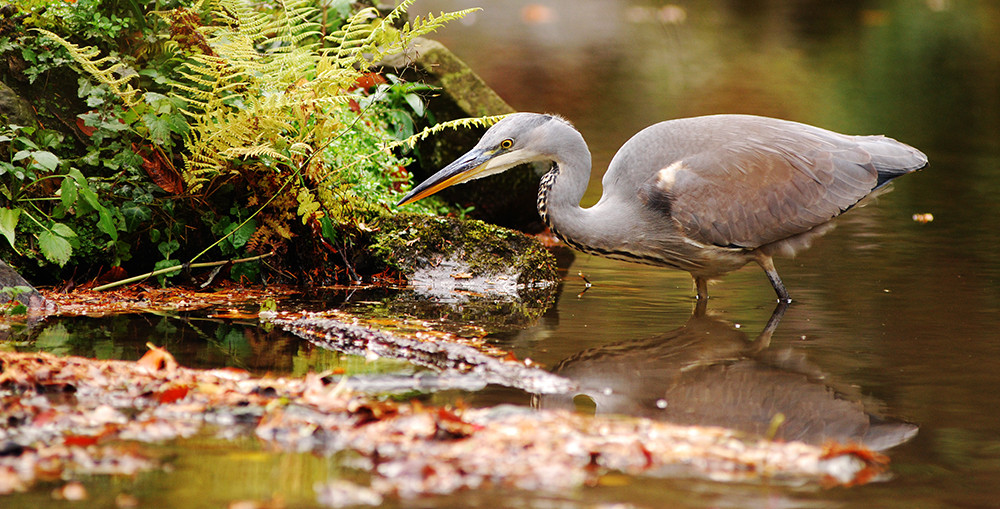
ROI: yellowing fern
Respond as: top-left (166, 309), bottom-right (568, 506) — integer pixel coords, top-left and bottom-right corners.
top-left (32, 29), bottom-right (142, 107)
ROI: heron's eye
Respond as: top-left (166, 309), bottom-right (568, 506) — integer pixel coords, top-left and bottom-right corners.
top-left (500, 139), bottom-right (514, 150)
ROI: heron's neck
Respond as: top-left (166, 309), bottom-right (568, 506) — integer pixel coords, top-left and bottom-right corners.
top-left (534, 119), bottom-right (630, 254)
top-left (537, 149), bottom-right (605, 253)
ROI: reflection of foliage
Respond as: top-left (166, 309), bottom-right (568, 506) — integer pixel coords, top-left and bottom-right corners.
top-left (0, 285), bottom-right (33, 315)
top-left (1, 0), bottom-right (481, 283)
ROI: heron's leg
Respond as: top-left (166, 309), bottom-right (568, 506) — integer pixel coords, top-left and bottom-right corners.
top-left (694, 276), bottom-right (709, 301)
top-left (693, 289), bottom-right (708, 317)
top-left (755, 254), bottom-right (792, 303)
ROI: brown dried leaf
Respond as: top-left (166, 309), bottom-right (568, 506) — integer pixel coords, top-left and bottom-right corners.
top-left (137, 343), bottom-right (178, 374)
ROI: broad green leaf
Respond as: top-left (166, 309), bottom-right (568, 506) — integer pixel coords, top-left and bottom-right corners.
top-left (319, 216), bottom-right (337, 241)
top-left (39, 230), bottom-right (73, 266)
top-left (225, 219), bottom-right (257, 248)
top-left (0, 207), bottom-right (20, 250)
top-left (404, 93), bottom-right (424, 116)
top-left (37, 129), bottom-right (64, 149)
top-left (143, 112), bottom-right (172, 144)
top-left (69, 170), bottom-right (106, 217)
top-left (31, 151), bottom-right (59, 171)
top-left (158, 239), bottom-right (179, 258)
top-left (166, 113), bottom-right (189, 136)
top-left (154, 258), bottom-right (182, 286)
top-left (4, 302), bottom-right (27, 316)
top-left (122, 203), bottom-right (152, 232)
top-left (66, 168), bottom-right (87, 184)
top-left (60, 176), bottom-right (78, 207)
top-left (97, 208), bottom-right (118, 241)
top-left (144, 91), bottom-right (168, 105)
top-left (49, 222), bottom-right (77, 238)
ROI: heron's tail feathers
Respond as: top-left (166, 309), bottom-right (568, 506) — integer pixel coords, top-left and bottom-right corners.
top-left (856, 135), bottom-right (928, 188)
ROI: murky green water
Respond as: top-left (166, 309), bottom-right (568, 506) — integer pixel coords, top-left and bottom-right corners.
top-left (7, 0), bottom-right (1000, 507)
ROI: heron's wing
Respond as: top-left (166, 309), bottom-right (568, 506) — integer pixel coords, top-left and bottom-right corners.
top-left (640, 131), bottom-right (908, 249)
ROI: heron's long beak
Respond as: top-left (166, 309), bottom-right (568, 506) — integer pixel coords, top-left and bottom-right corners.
top-left (395, 148), bottom-right (494, 207)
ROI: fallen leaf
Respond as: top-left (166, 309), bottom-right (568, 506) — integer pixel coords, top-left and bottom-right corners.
top-left (137, 343), bottom-right (178, 373)
top-left (157, 385), bottom-right (190, 404)
top-left (63, 435), bottom-right (100, 447)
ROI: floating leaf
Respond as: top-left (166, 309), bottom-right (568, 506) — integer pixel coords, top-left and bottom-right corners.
top-left (137, 343), bottom-right (178, 373)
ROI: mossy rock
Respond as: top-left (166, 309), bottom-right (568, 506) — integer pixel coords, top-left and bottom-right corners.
top-left (372, 213), bottom-right (558, 296)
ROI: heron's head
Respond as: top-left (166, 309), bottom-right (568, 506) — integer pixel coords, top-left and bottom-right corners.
top-left (396, 113), bottom-right (570, 207)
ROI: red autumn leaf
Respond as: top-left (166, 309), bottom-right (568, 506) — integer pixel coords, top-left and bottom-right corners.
top-left (157, 385), bottom-right (190, 403)
top-left (76, 115), bottom-right (96, 137)
top-left (96, 266), bottom-right (127, 284)
top-left (435, 407), bottom-right (482, 438)
top-left (133, 144), bottom-right (184, 194)
top-left (353, 72), bottom-right (386, 90)
top-left (63, 435), bottom-right (99, 447)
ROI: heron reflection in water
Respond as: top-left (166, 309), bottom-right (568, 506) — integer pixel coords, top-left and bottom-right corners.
top-left (397, 113), bottom-right (927, 301)
top-left (536, 305), bottom-right (917, 451)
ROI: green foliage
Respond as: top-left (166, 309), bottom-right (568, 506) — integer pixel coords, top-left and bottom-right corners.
top-left (0, 122), bottom-right (125, 267)
top-left (1, 0), bottom-right (486, 284)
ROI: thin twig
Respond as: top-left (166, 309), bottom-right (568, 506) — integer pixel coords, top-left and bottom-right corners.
top-left (92, 252), bottom-right (275, 291)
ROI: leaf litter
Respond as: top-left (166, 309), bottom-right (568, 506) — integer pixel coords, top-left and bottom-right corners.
top-left (0, 284), bottom-right (894, 504)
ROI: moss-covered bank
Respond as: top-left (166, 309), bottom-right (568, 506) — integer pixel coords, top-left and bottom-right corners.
top-left (371, 214), bottom-right (556, 287)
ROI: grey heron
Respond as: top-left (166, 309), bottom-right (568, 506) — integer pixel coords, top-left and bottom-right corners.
top-left (396, 113), bottom-right (927, 302)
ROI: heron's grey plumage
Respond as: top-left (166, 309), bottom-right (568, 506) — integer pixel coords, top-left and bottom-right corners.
top-left (397, 112), bottom-right (928, 301)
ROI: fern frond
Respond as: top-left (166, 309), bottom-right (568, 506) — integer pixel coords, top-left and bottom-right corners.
top-left (362, 3), bottom-right (482, 64)
top-left (33, 29), bottom-right (142, 107)
top-left (326, 6), bottom-right (378, 66)
top-left (401, 115), bottom-right (507, 149)
top-left (380, 0), bottom-right (416, 29)
top-left (404, 9), bottom-right (483, 42)
top-left (267, 0), bottom-right (322, 47)
top-left (224, 145), bottom-right (290, 160)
